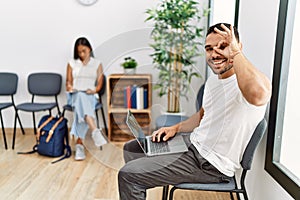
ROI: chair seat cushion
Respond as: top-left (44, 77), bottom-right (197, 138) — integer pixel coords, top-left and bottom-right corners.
top-left (17, 103), bottom-right (57, 112)
top-left (0, 102), bottom-right (13, 110)
top-left (63, 104), bottom-right (73, 111)
top-left (174, 176), bottom-right (236, 191)
top-left (63, 103), bottom-right (102, 112)
top-left (155, 114), bottom-right (189, 129)
top-left (95, 103), bottom-right (103, 110)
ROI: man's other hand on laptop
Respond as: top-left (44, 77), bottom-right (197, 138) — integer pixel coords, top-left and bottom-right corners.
top-left (152, 126), bottom-right (177, 142)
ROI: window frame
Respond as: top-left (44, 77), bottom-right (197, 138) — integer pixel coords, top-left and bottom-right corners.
top-left (265, 0), bottom-right (300, 198)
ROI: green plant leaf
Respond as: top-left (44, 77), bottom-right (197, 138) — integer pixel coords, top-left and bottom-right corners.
top-left (146, 0), bottom-right (209, 109)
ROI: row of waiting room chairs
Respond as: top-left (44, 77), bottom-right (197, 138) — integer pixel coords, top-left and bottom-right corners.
top-left (0, 72), bottom-right (107, 150)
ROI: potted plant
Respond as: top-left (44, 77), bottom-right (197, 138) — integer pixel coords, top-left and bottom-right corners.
top-left (121, 56), bottom-right (138, 74)
top-left (146, 0), bottom-right (208, 113)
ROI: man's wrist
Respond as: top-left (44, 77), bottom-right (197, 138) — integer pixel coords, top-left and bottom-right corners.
top-left (173, 123), bottom-right (181, 133)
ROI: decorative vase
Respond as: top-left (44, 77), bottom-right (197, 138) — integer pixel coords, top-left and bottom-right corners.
top-left (162, 110), bottom-right (186, 116)
top-left (124, 68), bottom-right (136, 74)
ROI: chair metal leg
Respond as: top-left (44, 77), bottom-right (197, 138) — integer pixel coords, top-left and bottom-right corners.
top-left (32, 112), bottom-right (37, 135)
top-left (62, 108), bottom-right (66, 117)
top-left (242, 191), bottom-right (248, 200)
top-left (236, 192), bottom-right (241, 200)
top-left (162, 185), bottom-right (169, 200)
top-left (0, 111), bottom-right (8, 150)
top-left (16, 111), bottom-right (25, 135)
top-left (56, 105), bottom-right (61, 116)
top-left (12, 113), bottom-right (18, 149)
top-left (94, 109), bottom-right (105, 151)
top-left (168, 186), bottom-right (177, 200)
top-left (96, 112), bottom-right (103, 151)
top-left (95, 110), bottom-right (100, 129)
top-left (100, 107), bottom-right (108, 136)
top-left (229, 192), bottom-right (234, 200)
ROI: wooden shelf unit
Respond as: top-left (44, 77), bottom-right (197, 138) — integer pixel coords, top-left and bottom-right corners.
top-left (107, 74), bottom-right (152, 142)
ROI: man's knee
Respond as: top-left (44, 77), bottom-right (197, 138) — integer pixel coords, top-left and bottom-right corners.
top-left (118, 164), bottom-right (137, 187)
top-left (118, 162), bottom-right (143, 183)
top-left (118, 166), bottom-right (147, 200)
top-left (118, 167), bottom-right (127, 184)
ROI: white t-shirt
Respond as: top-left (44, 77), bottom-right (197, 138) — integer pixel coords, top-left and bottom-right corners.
top-left (68, 57), bottom-right (101, 91)
top-left (190, 74), bottom-right (266, 177)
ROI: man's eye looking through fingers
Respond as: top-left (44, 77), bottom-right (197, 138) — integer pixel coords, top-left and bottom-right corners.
top-left (217, 41), bottom-right (228, 50)
top-left (219, 44), bottom-right (227, 50)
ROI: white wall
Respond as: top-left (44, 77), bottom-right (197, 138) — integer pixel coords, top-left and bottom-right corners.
top-left (0, 0), bottom-right (152, 127)
top-left (0, 0), bottom-right (295, 199)
top-left (0, 0), bottom-right (208, 129)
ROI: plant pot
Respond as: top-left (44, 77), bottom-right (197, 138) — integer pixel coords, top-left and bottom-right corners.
top-left (124, 68), bottom-right (136, 74)
top-left (162, 111), bottom-right (186, 116)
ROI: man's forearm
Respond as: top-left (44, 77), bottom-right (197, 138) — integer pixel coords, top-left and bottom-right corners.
top-left (173, 108), bottom-right (204, 133)
top-left (233, 53), bottom-right (272, 106)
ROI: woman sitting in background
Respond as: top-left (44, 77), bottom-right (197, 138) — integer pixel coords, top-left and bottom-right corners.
top-left (66, 37), bottom-right (107, 161)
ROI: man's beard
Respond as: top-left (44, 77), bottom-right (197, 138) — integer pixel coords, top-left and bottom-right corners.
top-left (219, 64), bottom-right (233, 75)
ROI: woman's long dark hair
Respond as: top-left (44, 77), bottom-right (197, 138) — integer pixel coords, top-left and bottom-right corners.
top-left (73, 37), bottom-right (94, 59)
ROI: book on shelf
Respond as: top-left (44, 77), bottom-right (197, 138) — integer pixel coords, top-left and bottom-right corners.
top-left (136, 87), bottom-right (144, 109)
top-left (123, 85), bottom-right (148, 109)
top-left (131, 85), bottom-right (137, 109)
top-left (123, 86), bottom-right (131, 108)
top-left (143, 88), bottom-right (148, 109)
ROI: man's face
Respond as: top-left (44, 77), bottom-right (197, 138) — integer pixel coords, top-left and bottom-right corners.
top-left (205, 33), bottom-right (233, 77)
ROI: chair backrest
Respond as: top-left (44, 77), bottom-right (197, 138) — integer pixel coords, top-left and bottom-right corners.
top-left (28, 73), bottom-right (62, 96)
top-left (98, 75), bottom-right (106, 96)
top-left (240, 118), bottom-right (267, 170)
top-left (0, 72), bottom-right (18, 95)
top-left (195, 84), bottom-right (205, 111)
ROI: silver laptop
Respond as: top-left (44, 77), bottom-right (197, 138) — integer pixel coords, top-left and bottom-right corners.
top-left (126, 110), bottom-right (188, 156)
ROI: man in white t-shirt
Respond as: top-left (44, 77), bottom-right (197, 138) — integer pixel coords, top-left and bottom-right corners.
top-left (118, 23), bottom-right (272, 200)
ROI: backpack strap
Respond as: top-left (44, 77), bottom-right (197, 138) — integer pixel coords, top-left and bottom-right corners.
top-left (17, 145), bottom-right (38, 155)
top-left (36, 116), bottom-right (53, 142)
top-left (51, 145), bottom-right (71, 164)
top-left (45, 117), bottom-right (64, 143)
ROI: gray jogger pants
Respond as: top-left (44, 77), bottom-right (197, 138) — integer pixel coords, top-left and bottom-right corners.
top-left (118, 135), bottom-right (230, 200)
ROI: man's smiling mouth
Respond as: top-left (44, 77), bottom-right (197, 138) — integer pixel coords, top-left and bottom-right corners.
top-left (211, 58), bottom-right (227, 66)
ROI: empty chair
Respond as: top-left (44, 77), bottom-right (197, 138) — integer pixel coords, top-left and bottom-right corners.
top-left (62, 75), bottom-right (107, 135)
top-left (164, 118), bottom-right (267, 200)
top-left (12, 72), bottom-right (62, 149)
top-left (0, 73), bottom-right (24, 149)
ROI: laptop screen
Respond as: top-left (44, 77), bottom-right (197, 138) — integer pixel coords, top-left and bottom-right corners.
top-left (126, 110), bottom-right (147, 150)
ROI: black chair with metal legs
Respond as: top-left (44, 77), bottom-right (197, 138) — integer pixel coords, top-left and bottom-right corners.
top-left (62, 75), bottom-right (108, 135)
top-left (12, 72), bottom-right (62, 149)
top-left (0, 73), bottom-right (24, 149)
top-left (164, 118), bottom-right (267, 200)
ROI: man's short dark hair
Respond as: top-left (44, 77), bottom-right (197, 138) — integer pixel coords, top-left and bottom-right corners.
top-left (206, 23), bottom-right (240, 42)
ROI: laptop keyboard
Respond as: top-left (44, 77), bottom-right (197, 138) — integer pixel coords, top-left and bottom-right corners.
top-left (149, 141), bottom-right (170, 154)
